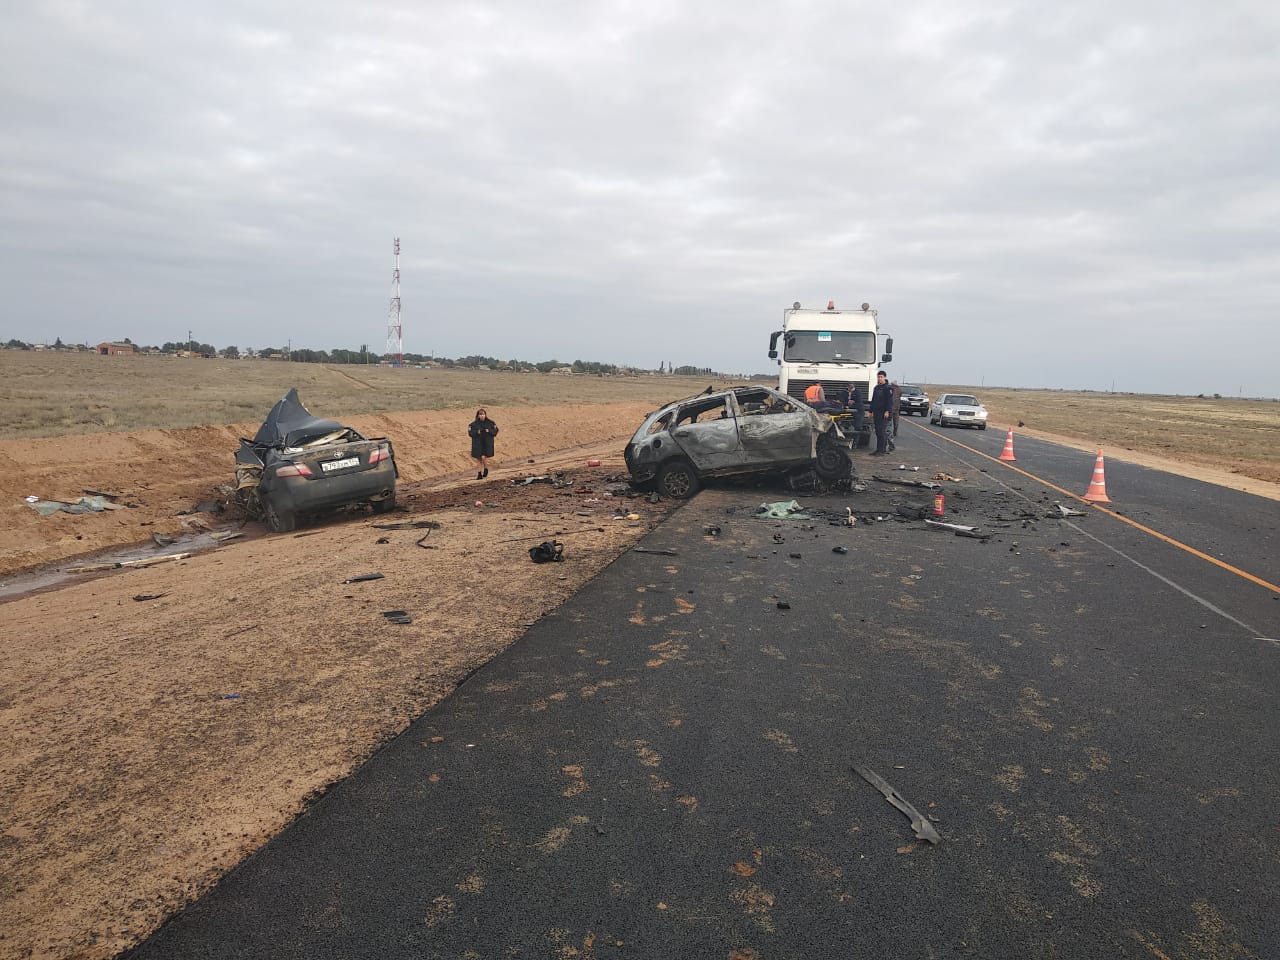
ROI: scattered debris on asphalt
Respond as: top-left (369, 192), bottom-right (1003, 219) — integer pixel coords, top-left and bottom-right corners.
top-left (924, 519), bottom-right (977, 533)
top-left (933, 473), bottom-right (965, 482)
top-left (872, 476), bottom-right (941, 491)
top-left (1052, 502), bottom-right (1087, 517)
top-left (756, 500), bottom-right (809, 520)
top-left (832, 546), bottom-right (849, 554)
top-left (776, 601), bottom-right (791, 610)
top-left (854, 765), bottom-right (941, 845)
top-left (632, 547), bottom-right (678, 557)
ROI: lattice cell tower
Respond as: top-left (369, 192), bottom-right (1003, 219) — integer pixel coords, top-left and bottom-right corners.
top-left (386, 237), bottom-right (403, 366)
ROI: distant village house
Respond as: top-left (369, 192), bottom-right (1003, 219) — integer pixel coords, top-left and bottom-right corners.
top-left (97, 341), bottom-right (136, 356)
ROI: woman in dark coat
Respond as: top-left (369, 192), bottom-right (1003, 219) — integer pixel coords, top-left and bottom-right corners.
top-left (468, 408), bottom-right (498, 479)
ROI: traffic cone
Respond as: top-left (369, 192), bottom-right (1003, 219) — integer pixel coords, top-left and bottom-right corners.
top-left (1082, 450), bottom-right (1111, 503)
top-left (998, 428), bottom-right (1016, 462)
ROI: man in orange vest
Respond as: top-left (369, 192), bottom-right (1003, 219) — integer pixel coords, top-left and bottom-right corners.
top-left (804, 382), bottom-right (825, 406)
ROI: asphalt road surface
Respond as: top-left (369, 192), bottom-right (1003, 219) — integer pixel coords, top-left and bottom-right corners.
top-left (128, 419), bottom-right (1280, 959)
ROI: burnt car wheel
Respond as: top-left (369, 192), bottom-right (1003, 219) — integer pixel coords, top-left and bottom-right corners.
top-left (815, 438), bottom-right (853, 480)
top-left (264, 498), bottom-right (297, 533)
top-left (656, 459), bottom-right (700, 499)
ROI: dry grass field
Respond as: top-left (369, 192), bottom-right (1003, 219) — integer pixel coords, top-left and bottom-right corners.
top-left (0, 351), bottom-right (717, 437)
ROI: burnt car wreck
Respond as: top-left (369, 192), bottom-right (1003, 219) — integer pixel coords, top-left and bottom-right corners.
top-left (624, 385), bottom-right (855, 499)
top-left (235, 388), bottom-right (398, 532)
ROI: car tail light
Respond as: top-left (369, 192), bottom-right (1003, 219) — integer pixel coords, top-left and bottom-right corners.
top-left (369, 444), bottom-right (391, 464)
top-left (275, 462), bottom-right (313, 477)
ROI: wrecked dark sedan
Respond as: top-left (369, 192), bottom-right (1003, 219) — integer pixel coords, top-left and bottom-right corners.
top-left (623, 385), bottom-right (854, 499)
top-left (235, 388), bottom-right (397, 532)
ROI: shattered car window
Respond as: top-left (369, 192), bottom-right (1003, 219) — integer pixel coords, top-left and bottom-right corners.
top-left (646, 412), bottom-right (673, 435)
top-left (677, 397), bottom-right (731, 425)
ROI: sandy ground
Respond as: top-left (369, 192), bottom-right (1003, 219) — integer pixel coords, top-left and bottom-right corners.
top-left (2, 403), bottom-right (1278, 959)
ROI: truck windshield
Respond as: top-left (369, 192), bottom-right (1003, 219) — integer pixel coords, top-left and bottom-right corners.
top-left (784, 331), bottom-right (875, 363)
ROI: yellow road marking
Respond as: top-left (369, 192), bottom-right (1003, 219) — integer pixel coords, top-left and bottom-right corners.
top-left (916, 423), bottom-right (1280, 594)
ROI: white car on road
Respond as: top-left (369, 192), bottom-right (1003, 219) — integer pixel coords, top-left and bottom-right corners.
top-left (929, 393), bottom-right (989, 430)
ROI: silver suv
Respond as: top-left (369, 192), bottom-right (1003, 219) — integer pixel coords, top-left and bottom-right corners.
top-left (624, 385), bottom-right (854, 499)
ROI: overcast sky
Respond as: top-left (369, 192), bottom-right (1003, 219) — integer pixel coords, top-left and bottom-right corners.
top-left (3, 2), bottom-right (1278, 396)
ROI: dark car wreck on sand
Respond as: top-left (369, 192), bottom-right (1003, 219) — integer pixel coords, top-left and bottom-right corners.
top-left (624, 385), bottom-right (855, 499)
top-left (235, 388), bottom-right (398, 532)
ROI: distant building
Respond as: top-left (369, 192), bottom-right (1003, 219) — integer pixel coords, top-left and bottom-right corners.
top-left (97, 341), bottom-right (136, 356)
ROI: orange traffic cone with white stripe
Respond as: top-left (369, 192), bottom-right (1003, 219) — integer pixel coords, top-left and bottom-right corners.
top-left (998, 428), bottom-right (1016, 461)
top-left (1082, 450), bottom-right (1111, 503)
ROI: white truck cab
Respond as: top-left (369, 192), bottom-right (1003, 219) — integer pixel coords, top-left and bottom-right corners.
top-left (768, 300), bottom-right (893, 445)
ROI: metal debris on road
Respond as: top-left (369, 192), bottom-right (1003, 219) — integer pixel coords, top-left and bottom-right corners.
top-left (632, 547), bottom-right (678, 557)
top-left (872, 475), bottom-right (941, 491)
top-left (853, 765), bottom-right (942, 845)
top-left (1052, 502), bottom-right (1087, 517)
top-left (341, 572), bottom-right (385, 584)
top-left (924, 519), bottom-right (977, 533)
top-left (132, 593), bottom-right (167, 601)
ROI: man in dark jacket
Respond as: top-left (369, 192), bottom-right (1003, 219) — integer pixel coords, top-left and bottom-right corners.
top-left (868, 370), bottom-right (893, 455)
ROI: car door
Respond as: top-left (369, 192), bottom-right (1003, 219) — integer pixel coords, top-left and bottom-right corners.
top-left (734, 389), bottom-right (815, 464)
top-left (667, 395), bottom-right (744, 474)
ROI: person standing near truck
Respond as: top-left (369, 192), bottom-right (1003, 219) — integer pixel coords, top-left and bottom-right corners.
top-left (890, 379), bottom-right (903, 449)
top-left (869, 371), bottom-right (893, 455)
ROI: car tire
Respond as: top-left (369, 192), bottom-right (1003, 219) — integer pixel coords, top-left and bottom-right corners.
top-left (815, 438), bottom-right (852, 480)
top-left (978, 423), bottom-right (987, 431)
top-left (264, 497), bottom-right (297, 533)
top-left (655, 459), bottom-right (700, 500)
top-left (372, 493), bottom-right (397, 514)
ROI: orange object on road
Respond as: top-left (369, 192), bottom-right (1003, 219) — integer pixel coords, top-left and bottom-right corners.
top-left (1082, 450), bottom-right (1111, 503)
top-left (999, 429), bottom-right (1017, 462)
top-left (932, 493), bottom-right (945, 516)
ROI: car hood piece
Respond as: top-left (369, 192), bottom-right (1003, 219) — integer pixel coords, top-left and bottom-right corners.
top-left (253, 388), bottom-right (348, 449)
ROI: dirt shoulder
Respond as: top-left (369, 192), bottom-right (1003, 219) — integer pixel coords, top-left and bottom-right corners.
top-left (0, 402), bottom-right (659, 577)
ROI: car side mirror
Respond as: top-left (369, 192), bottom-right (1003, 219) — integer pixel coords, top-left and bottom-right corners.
top-left (768, 349), bottom-right (777, 360)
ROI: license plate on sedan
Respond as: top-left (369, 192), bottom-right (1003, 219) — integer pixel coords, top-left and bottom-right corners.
top-left (321, 456), bottom-right (361, 472)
